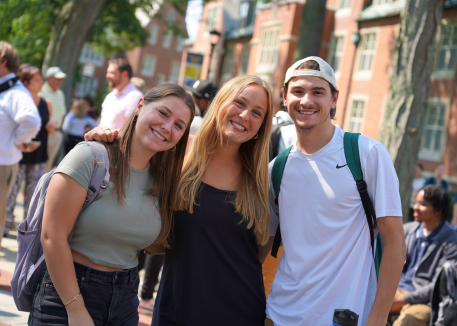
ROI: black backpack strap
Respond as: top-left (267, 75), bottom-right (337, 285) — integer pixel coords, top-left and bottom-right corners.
top-left (270, 146), bottom-right (293, 258)
top-left (0, 76), bottom-right (19, 93)
top-left (343, 132), bottom-right (377, 257)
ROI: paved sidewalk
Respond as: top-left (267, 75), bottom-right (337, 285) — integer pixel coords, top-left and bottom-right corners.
top-left (0, 193), bottom-right (153, 326)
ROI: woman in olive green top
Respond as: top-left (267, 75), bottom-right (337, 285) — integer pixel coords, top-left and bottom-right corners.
top-left (28, 84), bottom-right (195, 326)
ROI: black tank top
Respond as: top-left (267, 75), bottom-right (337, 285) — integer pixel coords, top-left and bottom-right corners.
top-left (20, 98), bottom-right (49, 165)
top-left (152, 183), bottom-right (266, 326)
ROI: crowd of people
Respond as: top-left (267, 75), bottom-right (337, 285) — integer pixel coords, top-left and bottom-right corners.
top-left (1, 39), bottom-right (457, 326)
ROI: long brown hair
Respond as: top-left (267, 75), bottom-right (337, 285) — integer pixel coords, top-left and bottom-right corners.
top-left (176, 75), bottom-right (273, 245)
top-left (106, 84), bottom-right (195, 248)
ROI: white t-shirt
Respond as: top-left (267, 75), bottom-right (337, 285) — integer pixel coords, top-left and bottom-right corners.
top-left (100, 82), bottom-right (143, 130)
top-left (266, 126), bottom-right (402, 326)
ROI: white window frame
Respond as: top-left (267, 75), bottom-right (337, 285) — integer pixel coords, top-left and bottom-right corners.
top-left (149, 24), bottom-right (159, 45)
top-left (354, 28), bottom-right (379, 80)
top-left (432, 23), bottom-right (457, 79)
top-left (79, 44), bottom-right (104, 67)
top-left (156, 73), bottom-right (165, 86)
top-left (222, 45), bottom-right (235, 78)
top-left (328, 32), bottom-right (346, 77)
top-left (167, 10), bottom-right (175, 22)
top-left (75, 77), bottom-right (98, 98)
top-left (239, 44), bottom-right (251, 75)
top-left (345, 95), bottom-right (368, 134)
top-left (141, 55), bottom-right (157, 77)
top-left (419, 98), bottom-right (450, 162)
top-left (205, 5), bottom-right (220, 32)
top-left (372, 0), bottom-right (397, 4)
top-left (162, 31), bottom-right (173, 49)
top-left (256, 24), bottom-right (281, 74)
top-left (176, 36), bottom-right (184, 52)
top-left (169, 61), bottom-right (181, 81)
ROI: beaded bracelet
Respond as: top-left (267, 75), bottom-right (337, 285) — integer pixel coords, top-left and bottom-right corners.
top-left (64, 293), bottom-right (81, 307)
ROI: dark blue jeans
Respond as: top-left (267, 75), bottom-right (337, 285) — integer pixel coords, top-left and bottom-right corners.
top-left (28, 262), bottom-right (140, 326)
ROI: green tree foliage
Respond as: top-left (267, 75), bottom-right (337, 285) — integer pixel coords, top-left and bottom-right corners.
top-left (0, 0), bottom-right (189, 68)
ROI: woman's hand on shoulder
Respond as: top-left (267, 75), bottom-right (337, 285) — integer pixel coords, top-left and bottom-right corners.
top-left (84, 126), bottom-right (119, 143)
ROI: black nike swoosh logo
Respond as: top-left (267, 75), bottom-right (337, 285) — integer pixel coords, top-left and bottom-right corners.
top-left (336, 164), bottom-right (347, 169)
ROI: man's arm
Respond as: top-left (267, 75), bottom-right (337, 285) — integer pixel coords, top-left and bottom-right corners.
top-left (366, 216), bottom-right (406, 326)
top-left (11, 94), bottom-right (41, 145)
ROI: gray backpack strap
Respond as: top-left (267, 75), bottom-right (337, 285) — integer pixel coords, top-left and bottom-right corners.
top-left (67, 141), bottom-right (110, 242)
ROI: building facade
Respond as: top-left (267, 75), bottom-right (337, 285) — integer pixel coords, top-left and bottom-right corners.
top-left (188, 0), bottom-right (457, 182)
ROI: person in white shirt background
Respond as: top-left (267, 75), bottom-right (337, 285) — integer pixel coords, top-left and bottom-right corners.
top-left (0, 41), bottom-right (41, 249)
top-left (99, 58), bottom-right (143, 130)
top-left (189, 79), bottom-right (218, 135)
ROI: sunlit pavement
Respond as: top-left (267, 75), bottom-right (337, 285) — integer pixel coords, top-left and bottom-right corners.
top-left (0, 194), bottom-right (153, 326)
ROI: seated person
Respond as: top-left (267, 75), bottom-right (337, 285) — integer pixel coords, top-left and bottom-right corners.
top-left (391, 185), bottom-right (457, 326)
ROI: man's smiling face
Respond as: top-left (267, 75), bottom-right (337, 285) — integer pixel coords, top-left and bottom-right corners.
top-left (283, 76), bottom-right (338, 131)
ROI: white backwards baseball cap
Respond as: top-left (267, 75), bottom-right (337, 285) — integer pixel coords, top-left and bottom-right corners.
top-left (284, 56), bottom-right (337, 90)
top-left (45, 67), bottom-right (67, 79)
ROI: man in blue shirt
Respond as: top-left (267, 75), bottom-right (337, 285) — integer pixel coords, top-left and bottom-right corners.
top-left (392, 185), bottom-right (457, 326)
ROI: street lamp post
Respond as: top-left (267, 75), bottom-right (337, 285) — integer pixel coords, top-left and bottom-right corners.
top-left (207, 29), bottom-right (221, 82)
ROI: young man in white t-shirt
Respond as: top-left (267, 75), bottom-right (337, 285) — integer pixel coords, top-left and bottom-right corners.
top-left (261, 57), bottom-right (406, 326)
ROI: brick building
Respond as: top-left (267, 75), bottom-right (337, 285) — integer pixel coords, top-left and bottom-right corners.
top-left (74, 2), bottom-right (186, 99)
top-left (186, 0), bottom-right (457, 182)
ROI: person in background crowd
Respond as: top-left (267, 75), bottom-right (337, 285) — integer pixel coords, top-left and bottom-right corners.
top-left (40, 66), bottom-right (66, 173)
top-left (189, 79), bottom-right (219, 135)
top-left (391, 185), bottom-right (457, 326)
top-left (424, 164), bottom-right (449, 193)
top-left (0, 41), bottom-right (41, 249)
top-left (62, 99), bottom-right (97, 154)
top-left (131, 76), bottom-right (148, 95)
top-left (264, 57), bottom-right (405, 326)
top-left (452, 193), bottom-right (457, 229)
top-left (409, 163), bottom-right (426, 222)
top-left (4, 65), bottom-right (54, 237)
top-left (269, 93), bottom-right (295, 161)
top-left (99, 58), bottom-right (143, 130)
top-left (29, 84), bottom-right (195, 326)
top-left (82, 96), bottom-right (98, 120)
top-left (137, 252), bottom-right (165, 315)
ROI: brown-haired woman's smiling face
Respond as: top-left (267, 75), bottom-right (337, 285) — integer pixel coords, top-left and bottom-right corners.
top-left (220, 84), bottom-right (267, 145)
top-left (135, 96), bottom-right (192, 154)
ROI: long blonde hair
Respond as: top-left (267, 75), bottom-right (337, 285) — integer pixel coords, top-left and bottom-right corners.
top-left (106, 84), bottom-right (195, 248)
top-left (176, 75), bottom-right (273, 245)
top-left (70, 99), bottom-right (86, 118)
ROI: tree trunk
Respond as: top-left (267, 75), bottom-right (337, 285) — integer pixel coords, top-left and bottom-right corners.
top-left (293, 0), bottom-right (327, 61)
top-left (42, 0), bottom-right (107, 111)
top-left (378, 0), bottom-right (444, 222)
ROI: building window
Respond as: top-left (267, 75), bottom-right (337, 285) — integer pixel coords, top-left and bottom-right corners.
top-left (222, 46), bottom-right (234, 78)
top-left (79, 44), bottom-right (104, 67)
top-left (75, 77), bottom-right (98, 98)
top-left (420, 103), bottom-right (447, 156)
top-left (206, 6), bottom-right (220, 31)
top-left (435, 24), bottom-right (457, 72)
top-left (141, 55), bottom-right (157, 77)
top-left (149, 24), bottom-right (159, 45)
top-left (176, 36), bottom-right (184, 52)
top-left (162, 31), bottom-right (173, 49)
top-left (330, 36), bottom-right (344, 72)
top-left (169, 61), bottom-right (181, 81)
top-left (339, 0), bottom-right (351, 8)
top-left (167, 10), bottom-right (175, 22)
top-left (240, 44), bottom-right (251, 74)
top-left (156, 73), bottom-right (165, 86)
top-left (258, 27), bottom-right (280, 67)
top-left (347, 100), bottom-right (365, 133)
top-left (358, 33), bottom-right (376, 71)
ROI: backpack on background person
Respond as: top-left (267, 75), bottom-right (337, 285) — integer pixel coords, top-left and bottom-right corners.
top-left (11, 141), bottom-right (110, 312)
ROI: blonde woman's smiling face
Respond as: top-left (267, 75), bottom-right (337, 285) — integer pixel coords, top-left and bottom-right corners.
top-left (220, 84), bottom-right (267, 145)
top-left (134, 96), bottom-right (191, 154)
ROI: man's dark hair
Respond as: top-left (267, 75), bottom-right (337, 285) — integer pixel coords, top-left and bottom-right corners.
top-left (83, 96), bottom-right (94, 107)
top-left (0, 41), bottom-right (20, 74)
top-left (421, 184), bottom-right (450, 221)
top-left (108, 58), bottom-right (132, 79)
top-left (282, 60), bottom-right (338, 119)
top-left (417, 163), bottom-right (424, 171)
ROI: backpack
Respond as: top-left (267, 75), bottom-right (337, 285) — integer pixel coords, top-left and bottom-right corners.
top-left (0, 76), bottom-right (19, 94)
top-left (270, 132), bottom-right (383, 279)
top-left (11, 141), bottom-right (110, 312)
top-left (430, 261), bottom-right (457, 326)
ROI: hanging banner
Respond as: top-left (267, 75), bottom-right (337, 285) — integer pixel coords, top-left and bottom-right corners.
top-left (183, 52), bottom-right (204, 87)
